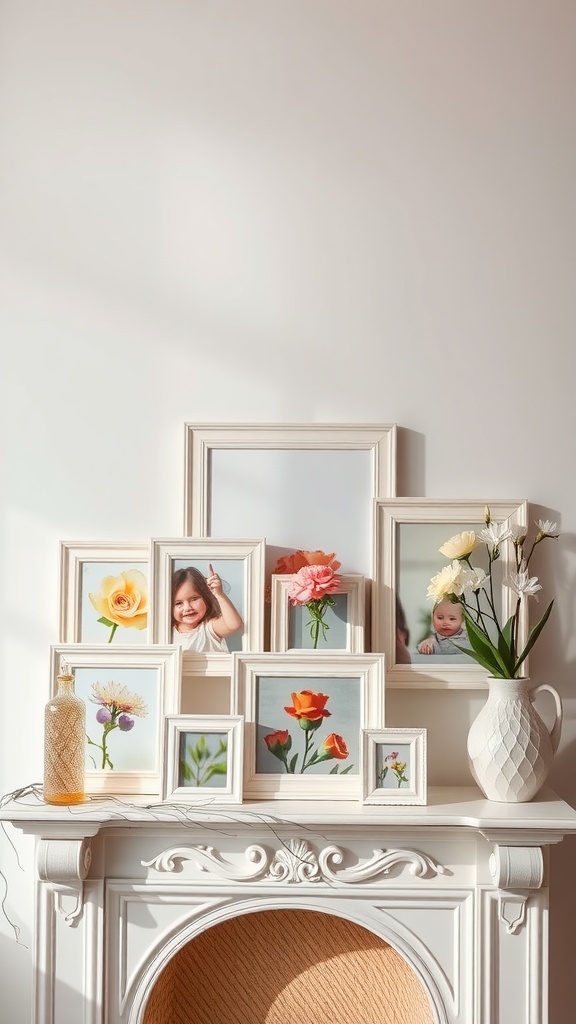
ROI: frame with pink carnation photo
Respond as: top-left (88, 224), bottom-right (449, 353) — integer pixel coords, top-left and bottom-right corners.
top-left (49, 645), bottom-right (182, 797)
top-left (233, 651), bottom-right (385, 800)
top-left (270, 573), bottom-right (366, 653)
top-left (59, 542), bottom-right (149, 644)
top-left (372, 498), bottom-right (528, 689)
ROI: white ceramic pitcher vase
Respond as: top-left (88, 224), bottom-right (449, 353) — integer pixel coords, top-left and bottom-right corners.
top-left (467, 677), bottom-right (562, 803)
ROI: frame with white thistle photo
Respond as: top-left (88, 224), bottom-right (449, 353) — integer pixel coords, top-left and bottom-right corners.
top-left (49, 645), bottom-right (182, 797)
top-left (372, 499), bottom-right (531, 688)
top-left (59, 542), bottom-right (149, 644)
top-left (162, 715), bottom-right (244, 803)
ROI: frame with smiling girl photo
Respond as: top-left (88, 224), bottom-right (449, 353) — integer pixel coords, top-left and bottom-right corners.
top-left (150, 538), bottom-right (266, 655)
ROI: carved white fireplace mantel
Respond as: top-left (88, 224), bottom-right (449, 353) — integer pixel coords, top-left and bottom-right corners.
top-left (3, 785), bottom-right (576, 1024)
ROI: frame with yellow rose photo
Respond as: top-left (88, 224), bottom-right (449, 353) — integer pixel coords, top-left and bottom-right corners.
top-left (372, 499), bottom-right (528, 689)
top-left (233, 651), bottom-right (385, 801)
top-left (59, 542), bottom-right (149, 644)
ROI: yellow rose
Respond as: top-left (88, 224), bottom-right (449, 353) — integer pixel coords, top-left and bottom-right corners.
top-left (89, 569), bottom-right (148, 632)
top-left (439, 530), bottom-right (479, 560)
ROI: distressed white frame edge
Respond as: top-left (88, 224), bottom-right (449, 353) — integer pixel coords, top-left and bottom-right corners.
top-left (49, 644), bottom-right (182, 797)
top-left (149, 537), bottom-right (266, 651)
top-left (163, 714), bottom-right (244, 803)
top-left (372, 498), bottom-right (528, 690)
top-left (233, 651), bottom-right (386, 801)
top-left (270, 574), bottom-right (366, 653)
top-left (362, 728), bottom-right (427, 805)
top-left (183, 422), bottom-right (397, 535)
top-left (59, 541), bottom-right (149, 643)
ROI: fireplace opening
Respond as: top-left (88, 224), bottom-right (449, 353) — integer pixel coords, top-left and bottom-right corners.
top-left (142, 908), bottom-right (434, 1023)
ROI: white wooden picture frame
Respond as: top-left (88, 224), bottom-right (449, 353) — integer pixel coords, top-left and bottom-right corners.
top-left (163, 715), bottom-right (244, 803)
top-left (59, 542), bottom-right (149, 644)
top-left (362, 728), bottom-right (427, 805)
top-left (183, 423), bottom-right (397, 577)
top-left (270, 573), bottom-right (366, 653)
top-left (372, 498), bottom-right (528, 689)
top-left (49, 645), bottom-right (182, 798)
top-left (234, 652), bottom-right (385, 801)
top-left (150, 538), bottom-right (266, 654)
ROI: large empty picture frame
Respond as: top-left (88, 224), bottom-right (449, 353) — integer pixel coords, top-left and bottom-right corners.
top-left (234, 652), bottom-right (385, 800)
top-left (183, 424), bottom-right (397, 576)
top-left (150, 538), bottom-right (266, 653)
top-left (372, 498), bottom-right (528, 688)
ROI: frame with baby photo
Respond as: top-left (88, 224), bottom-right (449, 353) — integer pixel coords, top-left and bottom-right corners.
top-left (372, 499), bottom-right (528, 689)
top-left (59, 542), bottom-right (149, 645)
top-left (150, 538), bottom-right (266, 654)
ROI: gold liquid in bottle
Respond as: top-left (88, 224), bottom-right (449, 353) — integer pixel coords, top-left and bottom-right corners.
top-left (43, 662), bottom-right (86, 805)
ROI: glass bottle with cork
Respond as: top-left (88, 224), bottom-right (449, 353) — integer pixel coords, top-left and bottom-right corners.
top-left (43, 658), bottom-right (86, 805)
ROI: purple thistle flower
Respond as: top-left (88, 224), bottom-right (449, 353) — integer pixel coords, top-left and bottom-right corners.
top-left (96, 707), bottom-right (112, 724)
top-left (118, 714), bottom-right (135, 732)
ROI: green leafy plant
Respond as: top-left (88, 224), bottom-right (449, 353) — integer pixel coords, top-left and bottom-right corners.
top-left (179, 734), bottom-right (228, 787)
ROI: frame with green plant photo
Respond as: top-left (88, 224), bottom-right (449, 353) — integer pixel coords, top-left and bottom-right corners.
top-left (163, 715), bottom-right (244, 803)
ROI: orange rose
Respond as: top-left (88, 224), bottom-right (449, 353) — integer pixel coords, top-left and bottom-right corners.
top-left (284, 690), bottom-right (331, 722)
top-left (321, 733), bottom-right (349, 760)
top-left (264, 729), bottom-right (291, 752)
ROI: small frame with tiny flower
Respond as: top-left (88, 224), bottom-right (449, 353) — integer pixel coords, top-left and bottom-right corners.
top-left (270, 573), bottom-right (366, 653)
top-left (49, 645), bottom-right (182, 797)
top-left (361, 728), bottom-right (427, 805)
top-left (372, 499), bottom-right (529, 689)
top-left (233, 652), bottom-right (385, 800)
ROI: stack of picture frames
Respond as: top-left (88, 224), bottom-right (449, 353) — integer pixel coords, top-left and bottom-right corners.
top-left (53, 423), bottom-right (529, 810)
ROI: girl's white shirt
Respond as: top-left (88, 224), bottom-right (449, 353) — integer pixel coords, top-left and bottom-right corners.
top-left (172, 619), bottom-right (229, 652)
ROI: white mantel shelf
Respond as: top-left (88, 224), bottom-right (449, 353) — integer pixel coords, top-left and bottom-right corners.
top-left (3, 785), bottom-right (576, 1024)
top-left (2, 784), bottom-right (576, 840)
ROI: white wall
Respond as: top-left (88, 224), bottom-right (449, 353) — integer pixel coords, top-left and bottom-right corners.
top-left (1, 1), bottom-right (575, 1020)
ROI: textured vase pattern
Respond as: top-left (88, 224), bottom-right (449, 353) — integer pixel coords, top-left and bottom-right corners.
top-left (44, 678), bottom-right (86, 805)
top-left (467, 678), bottom-right (562, 803)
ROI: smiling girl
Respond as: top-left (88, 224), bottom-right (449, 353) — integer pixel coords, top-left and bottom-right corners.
top-left (171, 564), bottom-right (243, 652)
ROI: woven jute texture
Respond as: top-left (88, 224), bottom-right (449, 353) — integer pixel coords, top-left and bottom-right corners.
top-left (43, 697), bottom-right (85, 799)
top-left (142, 909), bottom-right (433, 1024)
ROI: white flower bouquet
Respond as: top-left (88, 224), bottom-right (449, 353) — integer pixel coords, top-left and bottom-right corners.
top-left (426, 510), bottom-right (558, 679)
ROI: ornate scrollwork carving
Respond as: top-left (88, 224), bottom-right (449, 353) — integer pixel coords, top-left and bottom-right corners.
top-left (142, 839), bottom-right (447, 885)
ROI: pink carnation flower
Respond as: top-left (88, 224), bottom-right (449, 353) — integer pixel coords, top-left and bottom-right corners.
top-left (287, 564), bottom-right (340, 605)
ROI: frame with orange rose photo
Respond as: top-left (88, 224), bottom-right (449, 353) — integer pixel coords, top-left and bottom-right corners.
top-left (233, 652), bottom-right (385, 800)
top-left (59, 542), bottom-right (149, 644)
